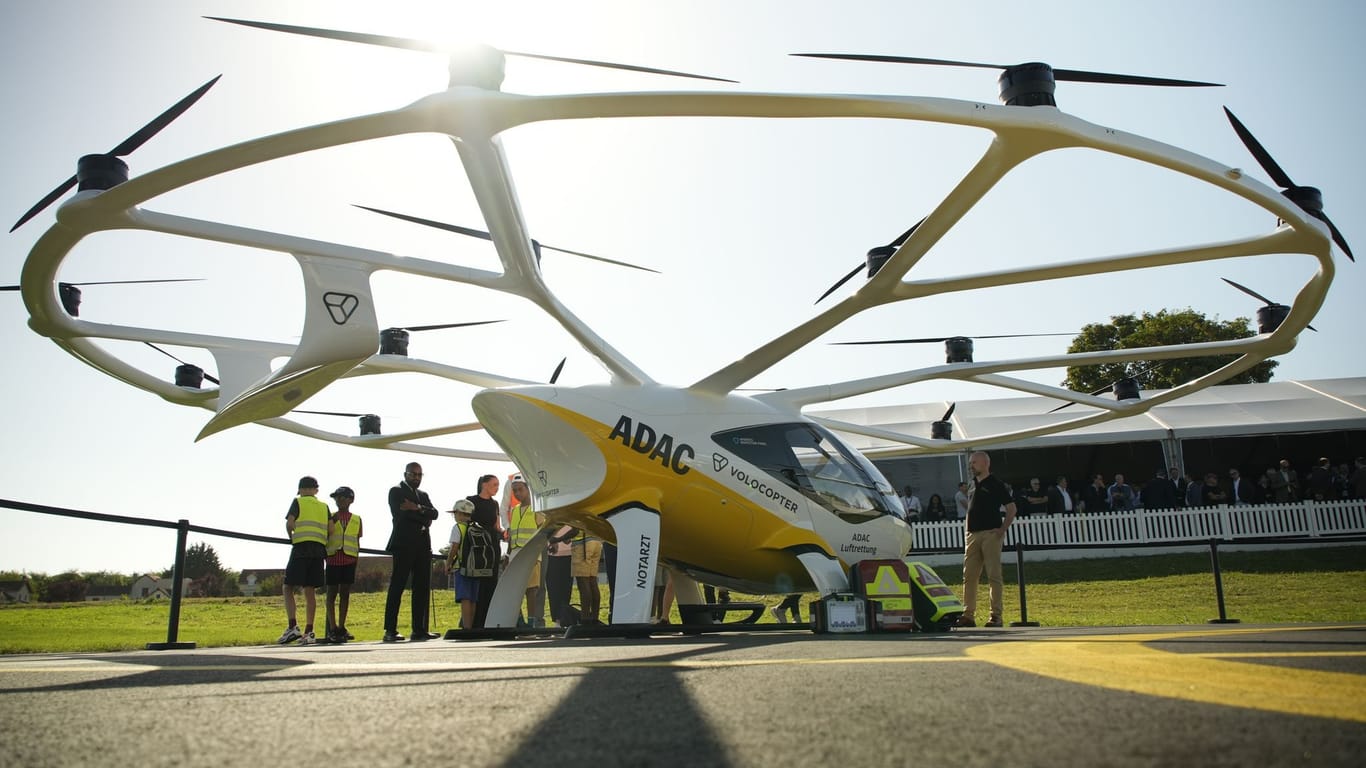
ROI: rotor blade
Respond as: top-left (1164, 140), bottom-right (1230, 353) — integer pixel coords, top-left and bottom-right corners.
top-left (69, 278), bottom-right (203, 287)
top-left (814, 262), bottom-right (865, 305)
top-left (293, 409), bottom-right (366, 418)
top-left (1048, 383), bottom-right (1114, 413)
top-left (1051, 69), bottom-right (1221, 87)
top-left (1222, 107), bottom-right (1296, 189)
top-left (358, 205), bottom-right (657, 272)
top-left (207, 17), bottom-right (444, 52)
top-left (209, 18), bottom-right (736, 83)
top-left (941, 403), bottom-right (956, 422)
top-left (0, 285), bottom-right (17, 291)
top-left (401, 320), bottom-right (505, 333)
top-left (1323, 214), bottom-right (1355, 262)
top-left (792, 53), bottom-right (1011, 70)
top-left (108, 75), bottom-right (222, 157)
top-left (886, 217), bottom-right (926, 247)
top-left (143, 342), bottom-right (220, 385)
top-left (832, 332), bottom-right (1074, 345)
top-left (10, 175), bottom-right (76, 232)
top-left (535, 242), bottom-right (661, 273)
top-left (504, 50), bottom-right (737, 83)
top-left (549, 357), bottom-right (566, 384)
top-left (1221, 277), bottom-right (1276, 306)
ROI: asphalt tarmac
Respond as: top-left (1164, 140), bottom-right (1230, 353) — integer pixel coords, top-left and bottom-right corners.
top-left (1, 623), bottom-right (1362, 767)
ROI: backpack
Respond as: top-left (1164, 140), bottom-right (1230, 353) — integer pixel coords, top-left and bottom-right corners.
top-left (460, 521), bottom-right (498, 578)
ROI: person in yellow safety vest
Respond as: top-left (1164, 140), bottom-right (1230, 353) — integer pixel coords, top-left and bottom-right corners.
top-left (506, 476), bottom-right (546, 627)
top-left (446, 499), bottom-right (477, 630)
top-left (323, 486), bottom-right (363, 643)
top-left (278, 476), bottom-right (329, 646)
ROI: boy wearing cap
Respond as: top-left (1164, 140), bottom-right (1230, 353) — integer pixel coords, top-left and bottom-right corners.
top-left (447, 499), bottom-right (478, 630)
top-left (324, 486), bottom-right (363, 643)
top-left (279, 476), bottom-right (329, 645)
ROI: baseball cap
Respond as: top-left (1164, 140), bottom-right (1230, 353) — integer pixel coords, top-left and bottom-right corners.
top-left (450, 499), bottom-right (475, 515)
top-left (330, 486), bottom-right (354, 499)
top-left (511, 474), bottom-right (528, 486)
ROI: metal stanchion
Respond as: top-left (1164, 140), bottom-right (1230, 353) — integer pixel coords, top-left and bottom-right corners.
top-left (1010, 540), bottom-right (1039, 627)
top-left (146, 519), bottom-right (196, 650)
top-left (1207, 539), bottom-right (1240, 624)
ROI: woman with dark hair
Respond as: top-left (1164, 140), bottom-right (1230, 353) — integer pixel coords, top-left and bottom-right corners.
top-left (924, 494), bottom-right (948, 522)
top-left (466, 474), bottom-right (502, 628)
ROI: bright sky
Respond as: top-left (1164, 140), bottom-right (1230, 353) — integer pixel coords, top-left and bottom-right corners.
top-left (2, 0), bottom-right (1362, 576)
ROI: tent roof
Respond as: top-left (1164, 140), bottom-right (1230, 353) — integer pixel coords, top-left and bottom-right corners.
top-left (814, 377), bottom-right (1366, 455)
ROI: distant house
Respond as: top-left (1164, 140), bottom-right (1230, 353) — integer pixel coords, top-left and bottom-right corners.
top-left (237, 569), bottom-right (284, 597)
top-left (128, 574), bottom-right (192, 600)
top-left (85, 585), bottom-right (127, 603)
top-left (0, 579), bottom-right (32, 604)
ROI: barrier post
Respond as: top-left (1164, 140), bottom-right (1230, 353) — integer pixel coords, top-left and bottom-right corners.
top-left (1207, 538), bottom-right (1240, 624)
top-left (146, 519), bottom-right (196, 650)
top-left (1010, 540), bottom-right (1040, 627)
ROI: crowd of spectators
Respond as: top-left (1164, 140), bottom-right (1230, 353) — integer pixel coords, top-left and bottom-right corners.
top-left (901, 455), bottom-right (1366, 520)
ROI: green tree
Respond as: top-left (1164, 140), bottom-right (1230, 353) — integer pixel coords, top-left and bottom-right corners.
top-left (41, 571), bottom-right (87, 602)
top-left (1063, 309), bottom-right (1276, 394)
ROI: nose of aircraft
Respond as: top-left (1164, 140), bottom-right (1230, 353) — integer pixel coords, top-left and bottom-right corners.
top-left (471, 388), bottom-right (609, 510)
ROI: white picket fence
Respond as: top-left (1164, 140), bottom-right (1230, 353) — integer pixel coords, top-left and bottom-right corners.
top-left (910, 499), bottom-right (1366, 554)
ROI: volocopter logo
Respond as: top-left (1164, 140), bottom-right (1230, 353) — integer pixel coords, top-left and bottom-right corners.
top-left (712, 453), bottom-right (729, 472)
top-left (323, 292), bottom-right (359, 325)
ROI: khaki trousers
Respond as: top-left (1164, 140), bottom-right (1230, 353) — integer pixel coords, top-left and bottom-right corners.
top-left (962, 527), bottom-right (1005, 620)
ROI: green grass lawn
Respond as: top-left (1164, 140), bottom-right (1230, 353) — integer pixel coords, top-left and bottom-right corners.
top-left (2, 546), bottom-right (1362, 653)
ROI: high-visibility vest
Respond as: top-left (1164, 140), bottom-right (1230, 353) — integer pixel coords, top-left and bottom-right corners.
top-left (291, 496), bottom-right (330, 546)
top-left (326, 512), bottom-right (362, 556)
top-left (449, 521), bottom-right (469, 568)
top-left (508, 504), bottom-right (539, 551)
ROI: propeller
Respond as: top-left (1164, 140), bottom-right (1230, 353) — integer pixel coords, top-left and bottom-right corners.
top-left (931, 403), bottom-right (956, 440)
top-left (11, 76), bottom-right (222, 232)
top-left (833, 331), bottom-right (1074, 364)
top-left (1221, 277), bottom-right (1315, 333)
top-left (293, 409), bottom-right (382, 435)
top-left (791, 53), bottom-right (1220, 107)
top-left (814, 218), bottom-right (924, 304)
top-left (549, 357), bottom-right (566, 385)
top-left (378, 318), bottom-right (504, 356)
top-left (1050, 361), bottom-right (1162, 413)
top-left (2, 278), bottom-right (202, 317)
top-left (1223, 107), bottom-right (1353, 261)
top-left (208, 17), bottom-right (737, 86)
top-left (355, 205), bottom-right (660, 274)
top-left (144, 342), bottom-right (220, 387)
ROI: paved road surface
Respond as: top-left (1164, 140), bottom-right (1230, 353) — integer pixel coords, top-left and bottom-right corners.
top-left (1, 623), bottom-right (1362, 767)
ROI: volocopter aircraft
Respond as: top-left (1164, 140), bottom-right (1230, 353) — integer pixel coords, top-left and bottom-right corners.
top-left (10, 17), bottom-right (1350, 628)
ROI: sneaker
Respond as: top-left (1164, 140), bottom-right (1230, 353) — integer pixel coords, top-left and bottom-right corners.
top-left (340, 626), bottom-right (354, 641)
top-left (952, 615), bottom-right (976, 628)
top-left (984, 616), bottom-right (1003, 628)
top-left (299, 631), bottom-right (317, 646)
top-left (770, 607), bottom-right (788, 624)
top-left (329, 628), bottom-right (347, 644)
top-left (276, 625), bottom-right (303, 644)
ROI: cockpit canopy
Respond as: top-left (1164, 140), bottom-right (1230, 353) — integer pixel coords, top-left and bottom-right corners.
top-left (712, 421), bottom-right (904, 523)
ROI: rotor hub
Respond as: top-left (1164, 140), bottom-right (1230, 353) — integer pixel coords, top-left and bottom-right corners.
top-left (930, 420), bottom-right (953, 440)
top-left (998, 63), bottom-right (1057, 107)
top-left (945, 336), bottom-right (974, 363)
top-left (448, 44), bottom-right (506, 90)
top-left (359, 414), bottom-right (382, 435)
top-left (76, 154), bottom-right (129, 192)
top-left (175, 364), bottom-right (205, 389)
top-left (1114, 377), bottom-right (1142, 401)
top-left (1256, 304), bottom-right (1291, 334)
top-left (58, 283), bottom-right (81, 316)
top-left (379, 328), bottom-right (410, 356)
top-left (866, 245), bottom-right (896, 277)
top-left (1282, 185), bottom-right (1324, 215)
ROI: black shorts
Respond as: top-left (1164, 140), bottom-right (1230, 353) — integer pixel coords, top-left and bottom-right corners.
top-left (285, 549), bottom-right (325, 588)
top-left (326, 562), bottom-right (357, 586)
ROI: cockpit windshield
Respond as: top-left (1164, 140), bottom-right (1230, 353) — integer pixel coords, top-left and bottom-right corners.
top-left (712, 421), bottom-right (904, 523)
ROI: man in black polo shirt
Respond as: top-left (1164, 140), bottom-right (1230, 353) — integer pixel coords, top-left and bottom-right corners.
top-left (956, 451), bottom-right (1017, 628)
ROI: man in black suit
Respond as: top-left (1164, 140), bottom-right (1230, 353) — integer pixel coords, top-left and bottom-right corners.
top-left (383, 461), bottom-right (439, 642)
top-left (1226, 467), bottom-right (1260, 505)
top-left (1047, 475), bottom-right (1076, 515)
